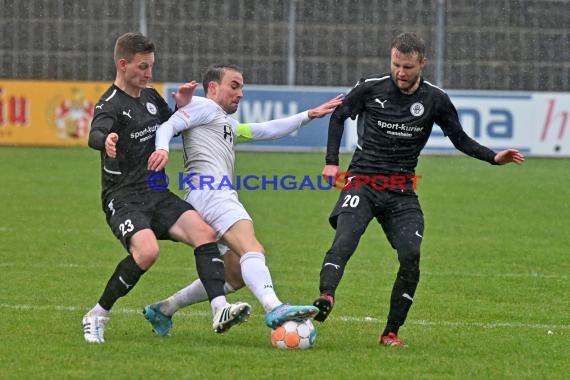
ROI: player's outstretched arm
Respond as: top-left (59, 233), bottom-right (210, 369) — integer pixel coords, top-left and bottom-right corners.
top-left (308, 95), bottom-right (343, 119)
top-left (240, 94), bottom-right (341, 143)
top-left (493, 148), bottom-right (525, 165)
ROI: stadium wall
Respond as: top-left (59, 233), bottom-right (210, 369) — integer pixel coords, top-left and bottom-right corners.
top-left (1, 0), bottom-right (569, 92)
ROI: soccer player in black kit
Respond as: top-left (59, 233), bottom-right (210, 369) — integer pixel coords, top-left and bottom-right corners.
top-left (82, 32), bottom-right (250, 343)
top-left (312, 32), bottom-right (525, 347)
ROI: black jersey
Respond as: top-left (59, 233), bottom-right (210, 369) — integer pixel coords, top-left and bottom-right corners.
top-left (326, 74), bottom-right (496, 190)
top-left (89, 85), bottom-right (172, 202)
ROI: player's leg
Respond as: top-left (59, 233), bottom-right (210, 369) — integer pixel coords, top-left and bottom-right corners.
top-left (222, 219), bottom-right (319, 328)
top-left (165, 202), bottom-right (252, 334)
top-left (143, 249), bottom-right (244, 336)
top-left (378, 195), bottom-right (424, 347)
top-left (83, 205), bottom-right (157, 344)
top-left (155, 249), bottom-right (243, 314)
top-left (83, 230), bottom-right (156, 343)
top-left (144, 189), bottom-right (249, 335)
top-left (313, 188), bottom-right (374, 322)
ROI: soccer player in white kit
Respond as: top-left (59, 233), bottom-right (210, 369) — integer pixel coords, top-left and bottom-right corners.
top-left (143, 64), bottom-right (342, 335)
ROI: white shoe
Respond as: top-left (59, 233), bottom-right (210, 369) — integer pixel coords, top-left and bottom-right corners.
top-left (82, 314), bottom-right (109, 343)
top-left (212, 302), bottom-right (251, 334)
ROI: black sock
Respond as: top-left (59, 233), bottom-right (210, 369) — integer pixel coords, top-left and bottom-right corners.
top-left (319, 213), bottom-right (364, 296)
top-left (194, 242), bottom-right (225, 301)
top-left (383, 270), bottom-right (418, 336)
top-left (98, 255), bottom-right (145, 311)
top-left (319, 252), bottom-right (347, 296)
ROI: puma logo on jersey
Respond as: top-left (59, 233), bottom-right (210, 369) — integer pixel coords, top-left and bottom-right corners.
top-left (122, 109), bottom-right (132, 119)
top-left (374, 98), bottom-right (387, 108)
top-left (95, 104), bottom-right (104, 110)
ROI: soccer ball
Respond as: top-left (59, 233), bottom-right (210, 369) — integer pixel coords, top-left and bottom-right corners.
top-left (271, 320), bottom-right (316, 350)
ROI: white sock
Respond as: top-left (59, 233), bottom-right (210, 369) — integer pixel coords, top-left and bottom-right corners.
top-left (210, 296), bottom-right (228, 315)
top-left (88, 303), bottom-right (109, 317)
top-left (160, 280), bottom-right (236, 316)
top-left (240, 252), bottom-right (281, 312)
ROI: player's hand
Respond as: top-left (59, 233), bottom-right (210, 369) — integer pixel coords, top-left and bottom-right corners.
top-left (173, 81), bottom-right (199, 108)
top-left (308, 95), bottom-right (343, 119)
top-left (322, 164), bottom-right (340, 185)
top-left (148, 149), bottom-right (169, 171)
top-left (494, 148), bottom-right (525, 165)
top-left (105, 133), bottom-right (119, 158)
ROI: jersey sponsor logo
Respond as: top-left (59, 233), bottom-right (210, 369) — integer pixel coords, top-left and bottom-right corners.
top-left (122, 109), bottom-right (132, 119)
top-left (377, 120), bottom-right (424, 137)
top-left (95, 104), bottom-right (104, 110)
top-left (146, 102), bottom-right (157, 115)
top-left (410, 102), bottom-right (424, 117)
top-left (130, 124), bottom-right (159, 140)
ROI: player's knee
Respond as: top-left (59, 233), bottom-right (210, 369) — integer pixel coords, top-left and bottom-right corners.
top-left (329, 228), bottom-right (363, 258)
top-left (229, 237), bottom-right (265, 257)
top-left (222, 251), bottom-right (245, 289)
top-left (130, 241), bottom-right (159, 269)
top-left (251, 242), bottom-right (265, 254)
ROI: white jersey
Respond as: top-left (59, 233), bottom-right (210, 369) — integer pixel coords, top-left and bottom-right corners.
top-left (155, 95), bottom-right (311, 236)
top-left (179, 96), bottom-right (235, 190)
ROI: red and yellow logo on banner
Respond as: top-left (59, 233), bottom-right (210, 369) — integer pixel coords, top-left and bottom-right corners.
top-left (0, 80), bottom-right (165, 147)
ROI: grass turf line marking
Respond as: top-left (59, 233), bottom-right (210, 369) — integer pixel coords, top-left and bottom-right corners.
top-left (0, 263), bottom-right (567, 280)
top-left (1, 303), bottom-right (568, 330)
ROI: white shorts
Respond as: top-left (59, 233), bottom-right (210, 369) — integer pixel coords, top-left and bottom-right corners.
top-left (184, 188), bottom-right (252, 241)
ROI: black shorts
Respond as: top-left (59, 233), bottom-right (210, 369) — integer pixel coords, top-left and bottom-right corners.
top-left (103, 189), bottom-right (194, 250)
top-left (329, 184), bottom-right (424, 250)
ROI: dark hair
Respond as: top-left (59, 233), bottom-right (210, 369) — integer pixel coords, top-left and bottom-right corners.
top-left (390, 33), bottom-right (426, 60)
top-left (202, 64), bottom-right (243, 94)
top-left (114, 32), bottom-right (155, 63)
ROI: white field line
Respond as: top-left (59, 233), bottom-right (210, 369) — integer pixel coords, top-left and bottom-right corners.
top-left (0, 262), bottom-right (567, 280)
top-left (1, 303), bottom-right (568, 331)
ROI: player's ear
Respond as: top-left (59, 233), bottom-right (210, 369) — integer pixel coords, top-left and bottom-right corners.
top-left (420, 57), bottom-right (428, 69)
top-left (117, 58), bottom-right (127, 72)
top-left (207, 81), bottom-right (217, 96)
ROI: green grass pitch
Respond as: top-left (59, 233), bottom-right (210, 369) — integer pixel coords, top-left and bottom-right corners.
top-left (0, 147), bottom-right (568, 379)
